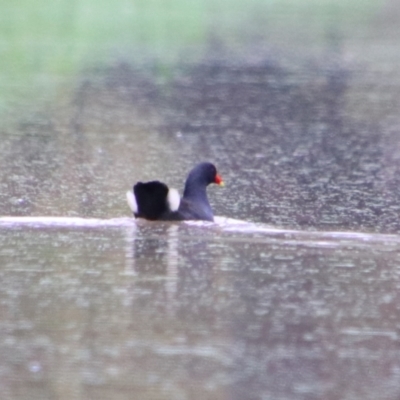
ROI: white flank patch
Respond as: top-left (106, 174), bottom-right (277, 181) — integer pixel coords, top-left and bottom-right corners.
top-left (126, 190), bottom-right (138, 214)
top-left (167, 188), bottom-right (180, 212)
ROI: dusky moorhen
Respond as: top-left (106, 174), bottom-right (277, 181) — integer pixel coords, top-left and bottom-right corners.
top-left (126, 162), bottom-right (224, 221)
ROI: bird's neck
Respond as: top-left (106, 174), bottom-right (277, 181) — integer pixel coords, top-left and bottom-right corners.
top-left (183, 182), bottom-right (209, 203)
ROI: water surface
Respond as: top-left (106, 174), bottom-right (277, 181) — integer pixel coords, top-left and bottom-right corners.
top-left (1, 217), bottom-right (400, 399)
top-left (2, 1), bottom-right (400, 399)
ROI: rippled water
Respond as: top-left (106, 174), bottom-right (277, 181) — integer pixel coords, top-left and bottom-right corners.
top-left (2, 56), bottom-right (400, 231)
top-left (2, 1), bottom-right (400, 399)
top-left (1, 217), bottom-right (400, 399)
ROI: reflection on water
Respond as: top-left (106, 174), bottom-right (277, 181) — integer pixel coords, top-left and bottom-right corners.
top-left (1, 218), bottom-right (400, 399)
top-left (2, 1), bottom-right (400, 399)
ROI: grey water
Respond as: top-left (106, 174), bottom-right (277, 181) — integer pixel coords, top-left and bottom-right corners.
top-left (1, 217), bottom-right (400, 400)
top-left (2, 1), bottom-right (400, 399)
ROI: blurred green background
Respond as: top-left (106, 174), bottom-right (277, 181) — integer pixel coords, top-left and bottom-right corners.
top-left (0, 0), bottom-right (381, 125)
